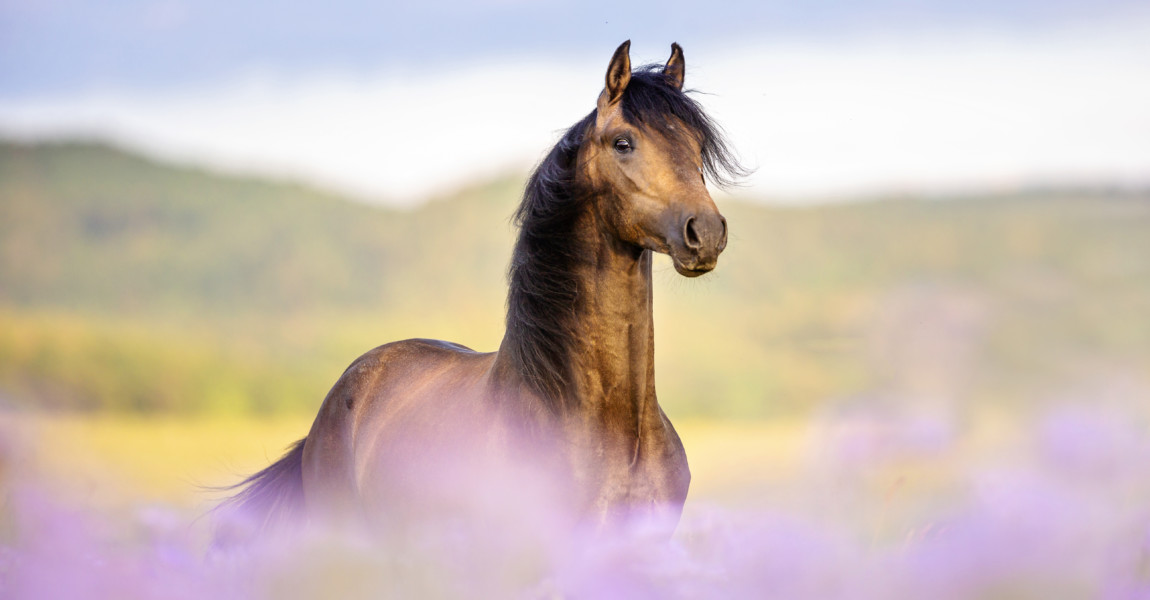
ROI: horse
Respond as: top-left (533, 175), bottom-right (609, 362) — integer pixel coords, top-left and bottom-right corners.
top-left (222, 40), bottom-right (742, 542)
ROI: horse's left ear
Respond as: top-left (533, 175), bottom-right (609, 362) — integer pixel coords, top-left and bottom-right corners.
top-left (663, 42), bottom-right (685, 91)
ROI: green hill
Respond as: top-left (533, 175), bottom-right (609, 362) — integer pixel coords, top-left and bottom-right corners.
top-left (2, 140), bottom-right (1148, 417)
top-left (0, 140), bottom-right (517, 316)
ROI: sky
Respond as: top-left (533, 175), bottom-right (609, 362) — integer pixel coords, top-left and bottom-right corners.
top-left (1, 0), bottom-right (1148, 205)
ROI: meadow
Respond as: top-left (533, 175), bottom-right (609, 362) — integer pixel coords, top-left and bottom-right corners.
top-left (2, 140), bottom-right (1150, 597)
top-left (6, 398), bottom-right (1149, 597)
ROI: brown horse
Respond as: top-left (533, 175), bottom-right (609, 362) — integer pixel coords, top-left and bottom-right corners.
top-left (223, 40), bottom-right (742, 540)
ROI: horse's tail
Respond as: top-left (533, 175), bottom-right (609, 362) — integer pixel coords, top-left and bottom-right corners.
top-left (213, 437), bottom-right (307, 545)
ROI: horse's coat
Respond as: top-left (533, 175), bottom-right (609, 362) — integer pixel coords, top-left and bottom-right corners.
top-left (223, 41), bottom-right (742, 538)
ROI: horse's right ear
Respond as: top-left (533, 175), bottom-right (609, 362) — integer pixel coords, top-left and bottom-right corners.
top-left (598, 40), bottom-right (631, 112)
top-left (663, 43), bottom-right (685, 91)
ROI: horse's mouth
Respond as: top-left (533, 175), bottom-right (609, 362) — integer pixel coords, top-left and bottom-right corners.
top-left (671, 256), bottom-right (717, 278)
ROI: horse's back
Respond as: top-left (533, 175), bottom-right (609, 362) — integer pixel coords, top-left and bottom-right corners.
top-left (300, 338), bottom-right (502, 522)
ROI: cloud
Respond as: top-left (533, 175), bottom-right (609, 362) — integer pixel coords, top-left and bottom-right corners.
top-left (694, 19), bottom-right (1150, 199)
top-left (1, 18), bottom-right (1147, 205)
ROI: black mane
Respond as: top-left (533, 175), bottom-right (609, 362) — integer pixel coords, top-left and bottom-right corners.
top-left (504, 66), bottom-right (745, 412)
top-left (621, 65), bottom-right (746, 187)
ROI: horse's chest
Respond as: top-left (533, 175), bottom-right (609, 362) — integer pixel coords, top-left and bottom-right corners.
top-left (570, 423), bottom-right (690, 524)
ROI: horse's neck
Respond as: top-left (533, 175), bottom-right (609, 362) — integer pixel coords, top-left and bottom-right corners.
top-left (487, 200), bottom-right (662, 504)
top-left (567, 231), bottom-right (655, 425)
top-left (493, 197), bottom-right (656, 428)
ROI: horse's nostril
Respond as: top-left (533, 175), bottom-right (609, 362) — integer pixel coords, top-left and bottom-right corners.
top-left (719, 216), bottom-right (728, 247)
top-left (684, 216), bottom-right (701, 249)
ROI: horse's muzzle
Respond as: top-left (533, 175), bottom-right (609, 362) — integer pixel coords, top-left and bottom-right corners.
top-left (671, 211), bottom-right (727, 277)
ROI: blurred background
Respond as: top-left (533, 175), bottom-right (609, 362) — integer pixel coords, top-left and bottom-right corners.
top-left (2, 0), bottom-right (1150, 596)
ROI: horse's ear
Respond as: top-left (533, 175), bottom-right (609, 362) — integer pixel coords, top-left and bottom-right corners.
top-left (663, 42), bottom-right (684, 91)
top-left (600, 40), bottom-right (631, 110)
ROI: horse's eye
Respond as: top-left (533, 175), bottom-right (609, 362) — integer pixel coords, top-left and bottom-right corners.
top-left (613, 138), bottom-right (632, 153)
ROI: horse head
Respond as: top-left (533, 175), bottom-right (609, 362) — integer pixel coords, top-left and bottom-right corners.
top-left (577, 40), bottom-right (729, 277)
